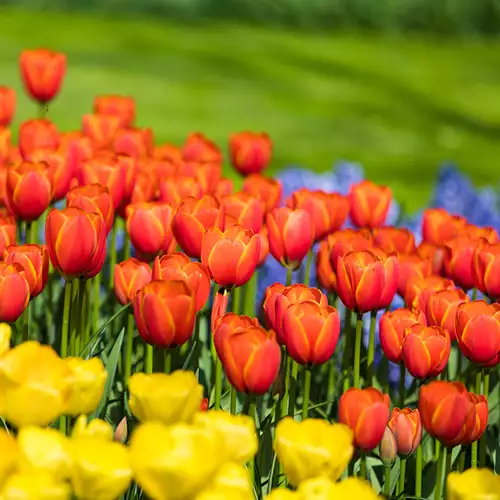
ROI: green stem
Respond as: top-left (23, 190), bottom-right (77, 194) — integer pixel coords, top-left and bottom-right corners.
top-left (434, 442), bottom-right (444, 500)
top-left (471, 288), bottom-right (477, 301)
top-left (471, 370), bottom-right (482, 468)
top-left (456, 348), bottom-right (463, 380)
top-left (366, 311), bottom-right (376, 386)
top-left (415, 444), bottom-right (423, 498)
top-left (479, 370), bottom-right (490, 467)
top-left (164, 349), bottom-right (172, 374)
top-left (399, 363), bottom-right (406, 408)
top-left (214, 354), bottom-right (223, 410)
top-left (353, 313), bottom-right (363, 389)
top-left (123, 229), bottom-right (131, 261)
top-left (286, 268), bottom-right (293, 287)
top-left (302, 367), bottom-right (311, 420)
top-left (245, 397), bottom-right (257, 488)
top-left (109, 223), bottom-right (117, 291)
top-left (124, 312), bottom-right (134, 386)
top-left (84, 279), bottom-right (91, 347)
top-left (287, 360), bottom-right (299, 417)
top-left (326, 357), bottom-right (336, 415)
top-left (398, 458), bottom-right (407, 498)
top-left (44, 271), bottom-right (53, 343)
top-left (458, 448), bottom-right (466, 472)
top-left (444, 447), bottom-right (452, 497)
top-left (384, 465), bottom-right (391, 497)
top-left (303, 249), bottom-right (313, 286)
top-left (280, 350), bottom-right (290, 417)
top-left (78, 278), bottom-right (87, 351)
top-left (359, 454), bottom-right (367, 480)
top-left (230, 387), bottom-right (237, 414)
top-left (26, 220), bottom-right (37, 244)
top-left (145, 344), bottom-right (153, 374)
top-left (242, 271), bottom-right (258, 317)
top-left (92, 274), bottom-right (101, 334)
top-left (61, 281), bottom-right (72, 358)
top-left (232, 285), bottom-right (241, 314)
top-left (21, 305), bottom-right (30, 343)
top-left (342, 309), bottom-right (353, 392)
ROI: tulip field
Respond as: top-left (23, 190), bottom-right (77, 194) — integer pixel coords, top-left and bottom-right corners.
top-left (0, 47), bottom-right (500, 500)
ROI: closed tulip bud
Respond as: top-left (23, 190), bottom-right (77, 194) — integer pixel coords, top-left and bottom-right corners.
top-left (67, 183), bottom-right (114, 234)
top-left (397, 253), bottom-right (433, 297)
top-left (220, 192), bottom-right (265, 233)
top-left (130, 421), bottom-right (219, 500)
top-left (370, 248), bottom-right (399, 310)
top-left (473, 241), bottom-right (500, 298)
top-left (63, 357), bottom-right (107, 416)
top-left (114, 258), bottom-right (152, 305)
top-left (45, 207), bottom-right (107, 279)
top-left (0, 472), bottom-right (71, 500)
top-left (329, 229), bottom-right (373, 268)
top-left (82, 113), bottom-right (121, 151)
top-left (274, 418), bottom-right (354, 486)
top-left (113, 127), bottom-right (151, 159)
top-left (419, 380), bottom-right (475, 447)
top-left (3, 244), bottom-right (49, 298)
top-left (373, 226), bottom-right (416, 255)
top-left (422, 208), bottom-right (467, 244)
top-left (69, 436), bottom-right (132, 500)
top-left (133, 280), bottom-right (196, 348)
top-left (0, 341), bottom-right (68, 427)
top-left (0, 429), bottom-right (17, 486)
top-left (113, 417), bottom-right (128, 443)
top-left (172, 195), bottom-right (225, 259)
top-left (445, 235), bottom-right (486, 290)
top-left (242, 173), bottom-right (282, 212)
top-left (19, 118), bottom-right (59, 158)
top-left (388, 408), bottom-right (422, 457)
top-left (20, 49), bottom-right (66, 104)
top-left (461, 393), bottom-right (488, 445)
top-left (349, 180), bottom-right (392, 228)
top-left (229, 131), bottom-right (272, 176)
top-left (0, 323), bottom-right (11, 356)
top-left (427, 288), bottom-right (469, 341)
top-left (405, 275), bottom-right (456, 316)
top-left (6, 161), bottom-right (53, 221)
top-left (0, 129), bottom-right (10, 164)
top-left (447, 468), bottom-right (500, 499)
top-left (379, 427), bottom-right (397, 464)
top-left (17, 426), bottom-right (71, 480)
top-left (336, 250), bottom-right (385, 313)
top-left (201, 225), bottom-right (260, 288)
top-left (262, 283), bottom-right (286, 331)
top-left (379, 308), bottom-right (426, 364)
top-left (316, 238), bottom-right (337, 293)
top-left (456, 301), bottom-right (500, 366)
top-left (183, 132), bottom-right (223, 164)
top-left (0, 262), bottom-right (30, 322)
top-left (282, 300), bottom-right (340, 365)
top-left (94, 94), bottom-right (136, 128)
top-left (214, 316), bottom-right (280, 394)
top-left (402, 324), bottom-right (450, 379)
top-left (72, 415), bottom-right (114, 442)
top-left (152, 253), bottom-right (210, 312)
top-left (266, 207), bottom-right (314, 270)
top-left (129, 370), bottom-right (203, 425)
top-left (193, 411), bottom-right (258, 465)
top-left (126, 202), bottom-right (175, 261)
top-left (200, 398), bottom-right (209, 412)
top-left (159, 176), bottom-right (202, 207)
top-left (0, 86), bottom-right (15, 127)
top-left (417, 241), bottom-right (446, 275)
top-left (338, 388), bottom-right (390, 452)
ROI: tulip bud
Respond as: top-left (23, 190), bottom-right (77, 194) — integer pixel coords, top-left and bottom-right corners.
top-left (329, 228), bottom-right (373, 267)
top-left (114, 417), bottom-right (128, 443)
top-left (0, 86), bottom-right (15, 127)
top-left (113, 127), bottom-right (151, 159)
top-left (417, 241), bottom-right (445, 275)
top-left (199, 398), bottom-right (209, 412)
top-left (422, 208), bottom-right (467, 244)
top-left (427, 288), bottom-right (469, 341)
top-left (19, 119), bottom-right (59, 158)
top-left (220, 192), bottom-right (265, 233)
top-left (461, 393), bottom-right (488, 445)
top-left (72, 415), bottom-right (114, 441)
top-left (405, 275), bottom-right (456, 317)
top-left (0, 129), bottom-right (10, 165)
top-left (445, 235), bottom-right (486, 290)
top-left (369, 248), bottom-right (399, 310)
top-left (159, 176), bottom-right (202, 208)
top-left (388, 408), bottom-right (422, 457)
top-left (316, 238), bottom-right (337, 293)
top-left (379, 427), bottom-right (397, 464)
top-left (94, 94), bottom-right (136, 128)
top-left (229, 131), bottom-right (272, 176)
top-left (349, 180), bottom-right (392, 228)
top-left (114, 258), bottom-right (152, 306)
top-left (373, 226), bottom-right (416, 255)
top-left (182, 132), bottom-right (222, 164)
top-left (242, 174), bottom-right (282, 212)
top-left (0, 262), bottom-right (30, 323)
top-left (397, 253), bottom-right (433, 297)
top-left (82, 113), bottom-right (121, 152)
top-left (473, 241), bottom-right (500, 298)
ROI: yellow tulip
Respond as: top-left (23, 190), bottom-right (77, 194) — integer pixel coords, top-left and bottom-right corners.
top-left (193, 411), bottom-right (258, 465)
top-left (0, 429), bottom-right (17, 487)
top-left (17, 426), bottom-right (71, 480)
top-left (63, 357), bottom-right (107, 416)
top-left (129, 371), bottom-right (203, 425)
top-left (69, 436), bottom-right (132, 500)
top-left (297, 477), bottom-right (337, 498)
top-left (196, 463), bottom-right (253, 500)
top-left (0, 342), bottom-right (68, 428)
top-left (0, 472), bottom-right (71, 500)
top-left (325, 478), bottom-right (380, 498)
top-left (71, 415), bottom-right (114, 442)
top-left (195, 488), bottom-right (253, 500)
top-left (447, 468), bottom-right (500, 500)
top-left (130, 421), bottom-right (219, 500)
top-left (265, 489), bottom-right (300, 499)
top-left (274, 418), bottom-right (354, 487)
top-left (0, 324), bottom-right (11, 357)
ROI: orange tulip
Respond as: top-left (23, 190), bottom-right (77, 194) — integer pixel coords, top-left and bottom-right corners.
top-left (419, 381), bottom-right (475, 447)
top-left (133, 280), bottom-right (196, 347)
top-left (126, 202), bottom-right (175, 261)
top-left (0, 262), bottom-right (30, 322)
top-left (421, 208), bottom-right (466, 245)
top-left (159, 176), bottom-right (202, 208)
top-left (93, 95), bottom-right (136, 128)
top-left (336, 250), bottom-right (385, 313)
top-left (59, 131), bottom-right (94, 177)
top-left (242, 174), bottom-right (282, 212)
top-left (349, 180), bottom-right (392, 229)
top-left (369, 248), bottom-right (399, 310)
top-left (266, 207), bottom-right (314, 270)
top-left (402, 324), bottom-right (450, 379)
top-left (338, 387), bottom-right (390, 452)
top-left (82, 113), bottom-right (121, 152)
top-left (281, 300), bottom-right (340, 365)
top-left (18, 119), bottom-right (59, 159)
top-left (0, 87), bottom-right (15, 127)
top-left (6, 161), bottom-right (53, 222)
top-left (214, 177), bottom-right (234, 199)
top-left (182, 132), bottom-right (222, 164)
top-left (373, 227), bottom-right (416, 255)
top-left (19, 49), bottom-right (66, 104)
top-left (0, 211), bottom-right (16, 254)
top-left (214, 314), bottom-right (281, 394)
top-left (426, 288), bottom-right (469, 341)
top-left (455, 301), bottom-right (500, 366)
top-left (45, 207), bottom-right (107, 279)
top-left (328, 229), bottom-right (373, 269)
top-left (67, 183), bottom-right (114, 234)
top-left (316, 238), bottom-right (337, 293)
top-left (152, 253), bottom-right (211, 312)
top-left (113, 127), bottom-right (152, 159)
top-left (127, 171), bottom-right (156, 208)
top-left (220, 192), bottom-right (265, 234)
top-left (171, 195), bottom-right (225, 259)
top-left (229, 131), bottom-right (272, 176)
top-left (465, 224), bottom-right (499, 243)
top-left (396, 253), bottom-right (432, 297)
top-left (287, 189), bottom-right (350, 241)
top-left (388, 408), bottom-right (422, 457)
top-left (3, 244), bottom-right (49, 298)
top-left (256, 227), bottom-right (269, 267)
top-left (0, 128), bottom-right (10, 164)
top-left (473, 241), bottom-right (500, 298)
top-left (379, 308), bottom-right (426, 364)
top-left (190, 162), bottom-right (222, 195)
top-left (404, 275), bottom-right (456, 316)
top-left (201, 225), bottom-right (260, 288)
top-left (153, 142), bottom-right (183, 163)
top-left (416, 241), bottom-right (445, 275)
top-left (461, 393), bottom-right (488, 445)
top-left (114, 258), bottom-right (153, 305)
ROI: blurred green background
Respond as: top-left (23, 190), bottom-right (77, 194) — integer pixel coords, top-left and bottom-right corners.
top-left (1, 4), bottom-right (500, 212)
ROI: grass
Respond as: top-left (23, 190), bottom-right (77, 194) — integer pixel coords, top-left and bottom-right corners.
top-left (1, 8), bottom-right (500, 212)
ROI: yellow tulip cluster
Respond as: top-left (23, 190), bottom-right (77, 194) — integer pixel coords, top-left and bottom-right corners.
top-left (447, 468), bottom-right (500, 500)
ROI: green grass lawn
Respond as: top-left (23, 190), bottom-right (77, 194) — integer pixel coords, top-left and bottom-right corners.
top-left (1, 8), bottom-right (500, 212)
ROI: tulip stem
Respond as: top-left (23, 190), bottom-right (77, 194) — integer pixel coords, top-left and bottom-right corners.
top-left (26, 220), bottom-right (37, 244)
top-left (458, 447), bottom-right (465, 472)
top-left (214, 354), bottom-right (223, 410)
top-left (286, 268), bottom-right (293, 287)
top-left (303, 249), bottom-right (313, 286)
top-left (479, 369), bottom-right (490, 467)
top-left (399, 363), bottom-right (406, 408)
top-left (164, 349), bottom-right (172, 374)
top-left (92, 274), bottom-right (101, 334)
top-left (353, 313), bottom-right (363, 389)
top-left (124, 312), bottom-right (134, 385)
top-left (302, 368), bottom-right (311, 420)
top-left (123, 230), bottom-right (131, 261)
top-left (359, 454), bottom-right (368, 480)
top-left (384, 465), bottom-right (391, 497)
top-left (398, 457), bottom-right (407, 498)
top-left (287, 360), bottom-right (299, 417)
top-left (76, 277), bottom-right (87, 355)
top-left (21, 306), bottom-right (30, 343)
top-left (61, 280), bottom-right (72, 358)
top-left (145, 344), bottom-right (153, 374)
top-left (444, 447), bottom-right (452, 497)
top-left (415, 444), bottom-right (423, 498)
top-left (366, 311), bottom-right (377, 386)
top-left (326, 357), bottom-right (336, 415)
top-left (471, 370), bottom-right (482, 468)
top-left (242, 271), bottom-right (258, 318)
top-left (434, 442), bottom-right (444, 500)
top-left (109, 223), bottom-right (117, 291)
top-left (280, 350), bottom-right (290, 417)
top-left (44, 270), bottom-right (54, 343)
top-left (232, 285), bottom-right (242, 314)
top-left (342, 309), bottom-right (353, 392)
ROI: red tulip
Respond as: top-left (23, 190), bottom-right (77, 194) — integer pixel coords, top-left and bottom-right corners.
top-left (0, 128), bottom-right (10, 164)
top-left (19, 119), bottom-right (59, 159)
top-left (182, 132), bottom-right (222, 164)
top-left (417, 241), bottom-right (445, 275)
top-left (114, 258), bottom-right (152, 305)
top-left (373, 227), bottom-right (416, 255)
top-left (388, 408), bottom-right (422, 457)
top-left (369, 248), bottom-right (399, 310)
top-left (0, 211), bottom-right (16, 254)
top-left (473, 241), bottom-right (500, 298)
top-left (396, 253), bottom-right (432, 297)
top-left (0, 87), bottom-right (15, 127)
top-left (82, 113), bottom-right (121, 152)
top-left (242, 174), bottom-right (282, 212)
top-left (113, 127), bottom-right (152, 159)
top-left (0, 262), bottom-right (30, 322)
top-left (93, 95), bottom-right (136, 128)
top-left (229, 131), bottom-right (272, 176)
top-left (220, 192), bottom-right (265, 234)
top-left (404, 275), bottom-right (456, 317)
top-left (461, 393), bottom-right (488, 445)
top-left (328, 229), bottom-right (373, 269)
top-left (159, 176), bottom-right (202, 208)
top-left (426, 288), bottom-right (469, 341)
top-left (421, 209), bottom-right (466, 245)
top-left (316, 238), bottom-right (337, 293)
top-left (349, 180), bottom-right (392, 229)
top-left (256, 227), bottom-right (269, 267)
